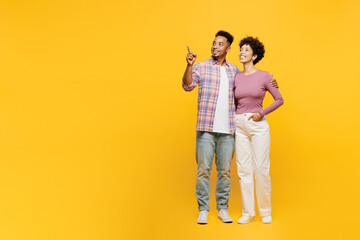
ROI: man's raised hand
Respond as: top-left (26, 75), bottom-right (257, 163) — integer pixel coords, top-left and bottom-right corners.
top-left (186, 45), bottom-right (197, 66)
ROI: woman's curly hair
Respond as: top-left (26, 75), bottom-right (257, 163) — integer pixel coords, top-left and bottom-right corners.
top-left (239, 37), bottom-right (265, 65)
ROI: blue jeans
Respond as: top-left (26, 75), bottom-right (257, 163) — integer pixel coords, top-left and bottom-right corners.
top-left (195, 131), bottom-right (235, 211)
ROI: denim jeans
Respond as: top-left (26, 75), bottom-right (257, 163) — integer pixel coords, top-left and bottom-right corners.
top-left (195, 131), bottom-right (235, 211)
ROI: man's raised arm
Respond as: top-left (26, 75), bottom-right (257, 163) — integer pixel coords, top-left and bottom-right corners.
top-left (182, 45), bottom-right (197, 86)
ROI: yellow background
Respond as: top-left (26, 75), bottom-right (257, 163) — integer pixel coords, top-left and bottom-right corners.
top-left (0, 0), bottom-right (359, 239)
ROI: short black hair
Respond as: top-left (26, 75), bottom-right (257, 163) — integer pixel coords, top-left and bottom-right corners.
top-left (239, 36), bottom-right (265, 65)
top-left (216, 30), bottom-right (234, 45)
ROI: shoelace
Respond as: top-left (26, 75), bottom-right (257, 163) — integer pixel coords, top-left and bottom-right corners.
top-left (219, 210), bottom-right (228, 217)
top-left (199, 211), bottom-right (207, 218)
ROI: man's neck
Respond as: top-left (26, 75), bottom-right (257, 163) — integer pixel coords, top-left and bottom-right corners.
top-left (213, 56), bottom-right (227, 66)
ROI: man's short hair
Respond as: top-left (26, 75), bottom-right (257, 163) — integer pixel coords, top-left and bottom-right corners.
top-left (216, 30), bottom-right (234, 45)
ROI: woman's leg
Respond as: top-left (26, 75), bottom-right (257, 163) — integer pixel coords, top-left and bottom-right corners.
top-left (235, 114), bottom-right (256, 217)
top-left (250, 118), bottom-right (272, 217)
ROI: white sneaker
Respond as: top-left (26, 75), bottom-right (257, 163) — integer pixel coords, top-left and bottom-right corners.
top-left (237, 215), bottom-right (256, 224)
top-left (197, 210), bottom-right (208, 224)
top-left (217, 209), bottom-right (233, 223)
top-left (262, 215), bottom-right (272, 224)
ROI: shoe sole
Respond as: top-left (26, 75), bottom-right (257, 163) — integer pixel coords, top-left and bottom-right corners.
top-left (237, 217), bottom-right (256, 224)
top-left (197, 220), bottom-right (208, 224)
top-left (262, 220), bottom-right (272, 224)
top-left (217, 216), bottom-right (233, 223)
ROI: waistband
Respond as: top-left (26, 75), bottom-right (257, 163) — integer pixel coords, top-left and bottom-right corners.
top-left (236, 112), bottom-right (257, 116)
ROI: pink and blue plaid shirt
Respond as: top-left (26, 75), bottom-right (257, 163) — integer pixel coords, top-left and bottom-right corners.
top-left (183, 57), bottom-right (239, 134)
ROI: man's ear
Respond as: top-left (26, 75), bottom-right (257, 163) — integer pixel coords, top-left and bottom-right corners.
top-left (226, 46), bottom-right (231, 53)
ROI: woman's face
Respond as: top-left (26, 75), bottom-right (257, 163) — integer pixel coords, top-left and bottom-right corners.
top-left (239, 44), bottom-right (257, 64)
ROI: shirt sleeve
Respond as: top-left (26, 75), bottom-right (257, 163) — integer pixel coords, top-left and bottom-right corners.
top-left (233, 66), bottom-right (241, 91)
top-left (258, 73), bottom-right (284, 117)
top-left (182, 63), bottom-right (200, 91)
top-left (233, 73), bottom-right (239, 106)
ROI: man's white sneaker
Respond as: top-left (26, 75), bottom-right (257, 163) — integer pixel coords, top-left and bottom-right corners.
top-left (237, 215), bottom-right (256, 224)
top-left (197, 210), bottom-right (208, 224)
top-left (217, 209), bottom-right (233, 223)
top-left (262, 215), bottom-right (272, 224)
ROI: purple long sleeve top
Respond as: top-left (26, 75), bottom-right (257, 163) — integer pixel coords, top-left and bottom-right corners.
top-left (234, 70), bottom-right (284, 117)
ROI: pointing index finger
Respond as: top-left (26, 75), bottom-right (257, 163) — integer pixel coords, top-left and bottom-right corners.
top-left (187, 45), bottom-right (192, 53)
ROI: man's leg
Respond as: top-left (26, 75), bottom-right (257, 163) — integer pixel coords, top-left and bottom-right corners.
top-left (214, 133), bottom-right (234, 210)
top-left (195, 131), bottom-right (216, 211)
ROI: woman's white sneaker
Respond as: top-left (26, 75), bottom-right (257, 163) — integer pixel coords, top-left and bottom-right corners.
top-left (237, 216), bottom-right (256, 224)
top-left (197, 210), bottom-right (208, 224)
top-left (262, 215), bottom-right (272, 223)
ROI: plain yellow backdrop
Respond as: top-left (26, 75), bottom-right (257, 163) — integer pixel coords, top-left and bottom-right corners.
top-left (0, 0), bottom-right (359, 239)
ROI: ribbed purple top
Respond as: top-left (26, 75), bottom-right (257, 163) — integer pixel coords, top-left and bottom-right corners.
top-left (234, 70), bottom-right (284, 117)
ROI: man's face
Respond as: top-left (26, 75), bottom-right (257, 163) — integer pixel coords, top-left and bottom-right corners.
top-left (211, 36), bottom-right (231, 59)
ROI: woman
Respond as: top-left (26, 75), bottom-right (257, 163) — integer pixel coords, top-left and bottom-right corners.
top-left (234, 37), bottom-right (284, 224)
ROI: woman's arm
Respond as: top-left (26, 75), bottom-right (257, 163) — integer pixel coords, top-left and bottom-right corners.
top-left (258, 74), bottom-right (284, 117)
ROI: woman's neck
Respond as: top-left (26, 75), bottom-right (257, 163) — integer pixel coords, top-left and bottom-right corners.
top-left (242, 62), bottom-right (257, 75)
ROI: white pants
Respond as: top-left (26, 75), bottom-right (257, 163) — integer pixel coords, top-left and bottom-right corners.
top-left (235, 113), bottom-right (271, 217)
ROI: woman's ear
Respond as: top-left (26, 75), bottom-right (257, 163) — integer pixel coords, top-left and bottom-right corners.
top-left (252, 54), bottom-right (257, 61)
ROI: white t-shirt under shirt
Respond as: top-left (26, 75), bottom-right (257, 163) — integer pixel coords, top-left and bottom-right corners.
top-left (212, 66), bottom-right (230, 134)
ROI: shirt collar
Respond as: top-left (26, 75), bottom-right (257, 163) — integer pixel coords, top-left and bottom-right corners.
top-left (210, 56), bottom-right (230, 67)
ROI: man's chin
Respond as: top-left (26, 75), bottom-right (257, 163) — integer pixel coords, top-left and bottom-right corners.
top-left (212, 55), bottom-right (218, 59)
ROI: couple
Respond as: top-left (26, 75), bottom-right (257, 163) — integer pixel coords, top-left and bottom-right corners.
top-left (182, 31), bottom-right (284, 224)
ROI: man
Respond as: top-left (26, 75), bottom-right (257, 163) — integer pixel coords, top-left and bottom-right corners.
top-left (182, 30), bottom-right (277, 224)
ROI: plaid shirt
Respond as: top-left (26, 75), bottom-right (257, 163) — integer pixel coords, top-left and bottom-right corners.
top-left (183, 57), bottom-right (239, 134)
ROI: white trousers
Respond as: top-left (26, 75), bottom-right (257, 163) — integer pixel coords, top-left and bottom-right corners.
top-left (235, 113), bottom-right (271, 217)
